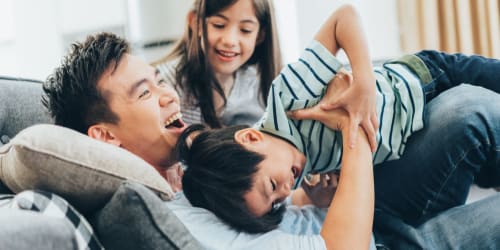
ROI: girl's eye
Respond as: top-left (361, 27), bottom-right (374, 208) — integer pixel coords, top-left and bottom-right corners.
top-left (241, 29), bottom-right (253, 34)
top-left (212, 23), bottom-right (224, 29)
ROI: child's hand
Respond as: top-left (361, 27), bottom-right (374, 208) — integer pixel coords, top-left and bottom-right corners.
top-left (288, 103), bottom-right (350, 132)
top-left (287, 71), bottom-right (350, 132)
top-left (320, 71), bottom-right (378, 152)
top-left (301, 172), bottom-right (339, 208)
top-left (162, 162), bottom-right (184, 192)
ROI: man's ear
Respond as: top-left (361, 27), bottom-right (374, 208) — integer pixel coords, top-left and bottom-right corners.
top-left (88, 124), bottom-right (121, 147)
top-left (234, 128), bottom-right (264, 145)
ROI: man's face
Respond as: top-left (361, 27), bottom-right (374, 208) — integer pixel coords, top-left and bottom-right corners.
top-left (96, 54), bottom-right (186, 168)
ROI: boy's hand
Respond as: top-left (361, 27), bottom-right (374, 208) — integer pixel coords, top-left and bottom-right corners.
top-left (288, 102), bottom-right (350, 132)
top-left (320, 71), bottom-right (378, 152)
top-left (288, 70), bottom-right (350, 132)
top-left (301, 172), bottom-right (339, 208)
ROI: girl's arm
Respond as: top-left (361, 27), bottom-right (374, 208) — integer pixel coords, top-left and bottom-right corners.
top-left (315, 4), bottom-right (379, 152)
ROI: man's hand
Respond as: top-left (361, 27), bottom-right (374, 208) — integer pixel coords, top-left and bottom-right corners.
top-left (163, 162), bottom-right (184, 192)
top-left (320, 70), bottom-right (379, 152)
top-left (301, 172), bottom-right (339, 208)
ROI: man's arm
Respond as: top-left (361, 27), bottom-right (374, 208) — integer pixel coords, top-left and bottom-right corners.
top-left (288, 57), bottom-right (374, 250)
top-left (321, 127), bottom-right (374, 249)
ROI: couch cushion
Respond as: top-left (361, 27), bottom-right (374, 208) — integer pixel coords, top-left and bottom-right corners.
top-left (8, 190), bottom-right (103, 250)
top-left (91, 181), bottom-right (202, 250)
top-left (0, 209), bottom-right (77, 250)
top-left (0, 124), bottom-right (174, 214)
top-left (0, 180), bottom-right (12, 195)
top-left (0, 76), bottom-right (53, 146)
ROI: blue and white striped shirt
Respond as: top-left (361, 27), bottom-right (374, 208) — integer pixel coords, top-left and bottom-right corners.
top-left (255, 40), bottom-right (425, 188)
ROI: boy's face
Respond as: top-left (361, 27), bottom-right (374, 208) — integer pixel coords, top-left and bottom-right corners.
top-left (94, 54), bottom-right (186, 168)
top-left (240, 130), bottom-right (306, 217)
top-left (205, 0), bottom-right (261, 78)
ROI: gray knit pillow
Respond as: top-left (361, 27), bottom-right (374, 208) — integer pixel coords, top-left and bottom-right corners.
top-left (0, 124), bottom-right (174, 214)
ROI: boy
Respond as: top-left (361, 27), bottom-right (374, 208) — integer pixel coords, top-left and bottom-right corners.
top-left (177, 3), bottom-right (500, 234)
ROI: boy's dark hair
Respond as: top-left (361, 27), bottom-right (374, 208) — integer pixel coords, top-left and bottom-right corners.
top-left (42, 32), bottom-right (129, 134)
top-left (177, 124), bottom-right (285, 233)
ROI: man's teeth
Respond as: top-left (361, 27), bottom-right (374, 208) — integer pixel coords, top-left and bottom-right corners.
top-left (165, 113), bottom-right (182, 127)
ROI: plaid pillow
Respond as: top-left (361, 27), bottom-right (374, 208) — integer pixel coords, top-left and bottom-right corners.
top-left (8, 190), bottom-right (103, 250)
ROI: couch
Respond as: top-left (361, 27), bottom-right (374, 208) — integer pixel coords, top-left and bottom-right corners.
top-left (0, 76), bottom-right (203, 250)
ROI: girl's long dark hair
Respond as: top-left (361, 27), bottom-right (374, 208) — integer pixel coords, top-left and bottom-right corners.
top-left (154, 0), bottom-right (281, 128)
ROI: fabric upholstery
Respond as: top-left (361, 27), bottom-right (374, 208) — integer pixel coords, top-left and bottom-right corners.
top-left (0, 76), bottom-right (53, 146)
top-left (0, 208), bottom-right (77, 250)
top-left (8, 190), bottom-right (104, 250)
top-left (91, 181), bottom-right (202, 250)
top-left (0, 124), bottom-right (174, 214)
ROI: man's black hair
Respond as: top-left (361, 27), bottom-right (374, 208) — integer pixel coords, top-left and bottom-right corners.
top-left (42, 32), bottom-right (129, 134)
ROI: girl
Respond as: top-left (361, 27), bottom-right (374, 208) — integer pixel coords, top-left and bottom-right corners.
top-left (154, 0), bottom-right (282, 128)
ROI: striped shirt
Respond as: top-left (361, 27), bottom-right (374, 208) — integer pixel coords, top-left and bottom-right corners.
top-left (156, 60), bottom-right (265, 126)
top-left (255, 40), bottom-right (425, 188)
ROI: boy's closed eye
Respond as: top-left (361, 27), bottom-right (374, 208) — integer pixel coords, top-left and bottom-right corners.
top-left (270, 179), bottom-right (279, 212)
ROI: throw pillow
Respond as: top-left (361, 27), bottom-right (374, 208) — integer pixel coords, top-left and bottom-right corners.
top-left (0, 124), bottom-right (174, 214)
top-left (8, 190), bottom-right (103, 250)
top-left (0, 180), bottom-right (12, 194)
top-left (0, 209), bottom-right (77, 250)
top-left (91, 181), bottom-right (202, 250)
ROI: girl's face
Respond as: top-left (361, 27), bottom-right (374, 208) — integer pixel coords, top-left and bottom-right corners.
top-left (205, 0), bottom-right (262, 77)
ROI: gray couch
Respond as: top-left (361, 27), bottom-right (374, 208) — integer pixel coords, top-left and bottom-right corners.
top-left (0, 76), bottom-right (202, 250)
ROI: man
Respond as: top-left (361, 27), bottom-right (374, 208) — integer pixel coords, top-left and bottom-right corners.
top-left (42, 33), bottom-right (185, 191)
top-left (43, 32), bottom-right (500, 249)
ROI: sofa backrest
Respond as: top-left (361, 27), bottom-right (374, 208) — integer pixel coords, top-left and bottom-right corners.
top-left (0, 76), bottom-right (53, 146)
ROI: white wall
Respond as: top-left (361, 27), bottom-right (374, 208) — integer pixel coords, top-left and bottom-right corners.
top-left (274, 0), bottom-right (401, 64)
top-left (0, 0), bottom-right (126, 80)
top-left (0, 0), bottom-right (401, 80)
top-left (0, 0), bottom-right (61, 80)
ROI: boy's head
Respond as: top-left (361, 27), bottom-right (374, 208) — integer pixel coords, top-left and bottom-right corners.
top-left (43, 32), bottom-right (186, 169)
top-left (177, 124), bottom-right (305, 233)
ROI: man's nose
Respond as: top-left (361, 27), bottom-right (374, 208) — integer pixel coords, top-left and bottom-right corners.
top-left (159, 92), bottom-right (175, 107)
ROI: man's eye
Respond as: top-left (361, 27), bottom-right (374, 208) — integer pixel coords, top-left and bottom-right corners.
top-left (271, 180), bottom-right (276, 191)
top-left (138, 89), bottom-right (150, 99)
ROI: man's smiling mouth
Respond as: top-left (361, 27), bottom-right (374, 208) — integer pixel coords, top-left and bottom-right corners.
top-left (164, 113), bottom-right (185, 129)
